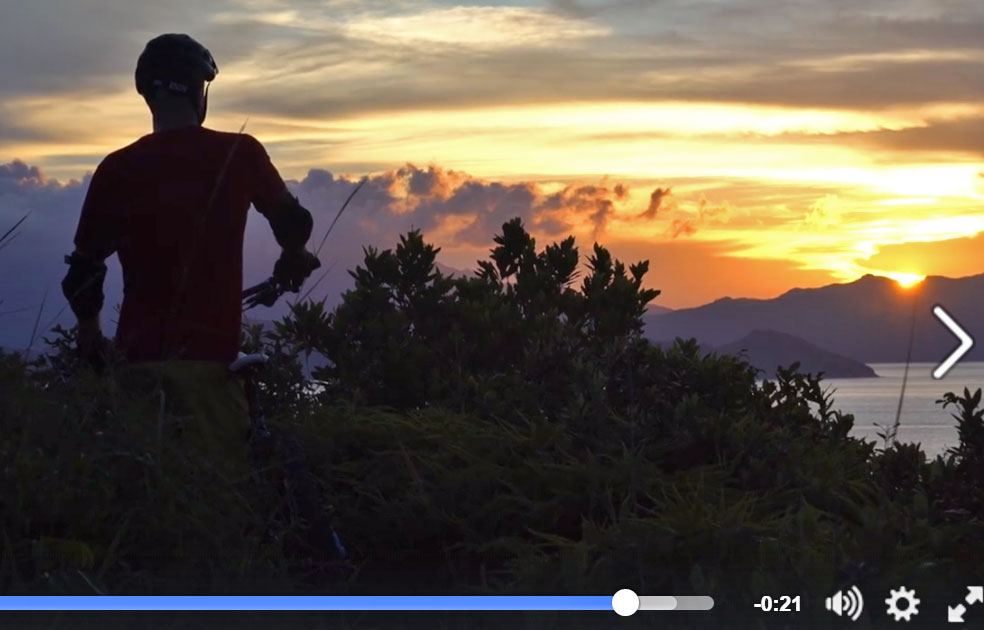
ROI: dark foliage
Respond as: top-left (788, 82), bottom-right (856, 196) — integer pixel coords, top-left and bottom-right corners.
top-left (3, 219), bottom-right (984, 629)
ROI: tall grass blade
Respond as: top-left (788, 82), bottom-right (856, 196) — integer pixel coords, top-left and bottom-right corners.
top-left (0, 212), bottom-right (30, 247)
top-left (314, 176), bottom-right (367, 260)
top-left (24, 286), bottom-right (49, 357)
top-left (296, 260), bottom-right (335, 304)
top-left (0, 305), bottom-right (37, 318)
top-left (889, 293), bottom-right (919, 447)
top-left (293, 176), bottom-right (367, 303)
top-left (0, 231), bottom-right (20, 252)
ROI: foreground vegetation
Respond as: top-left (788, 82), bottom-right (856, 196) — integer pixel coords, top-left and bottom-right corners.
top-left (3, 219), bottom-right (984, 628)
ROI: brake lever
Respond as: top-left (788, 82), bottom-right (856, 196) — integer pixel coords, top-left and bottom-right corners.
top-left (243, 277), bottom-right (284, 310)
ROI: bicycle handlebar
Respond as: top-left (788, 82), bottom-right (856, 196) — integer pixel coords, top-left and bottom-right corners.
top-left (243, 276), bottom-right (286, 310)
top-left (243, 250), bottom-right (321, 310)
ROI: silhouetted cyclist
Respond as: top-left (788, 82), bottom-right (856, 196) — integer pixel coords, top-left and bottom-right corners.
top-left (61, 33), bottom-right (320, 479)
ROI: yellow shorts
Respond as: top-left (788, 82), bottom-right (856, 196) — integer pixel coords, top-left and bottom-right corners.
top-left (117, 360), bottom-right (252, 482)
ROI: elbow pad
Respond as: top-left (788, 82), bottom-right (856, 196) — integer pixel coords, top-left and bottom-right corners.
top-left (62, 252), bottom-right (107, 320)
top-left (269, 194), bottom-right (313, 251)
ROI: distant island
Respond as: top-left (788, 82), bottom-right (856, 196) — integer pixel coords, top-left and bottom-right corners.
top-left (715, 329), bottom-right (877, 378)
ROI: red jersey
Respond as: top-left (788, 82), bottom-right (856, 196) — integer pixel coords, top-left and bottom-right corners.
top-left (73, 125), bottom-right (287, 363)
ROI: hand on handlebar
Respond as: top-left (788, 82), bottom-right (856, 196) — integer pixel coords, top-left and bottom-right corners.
top-left (273, 248), bottom-right (321, 293)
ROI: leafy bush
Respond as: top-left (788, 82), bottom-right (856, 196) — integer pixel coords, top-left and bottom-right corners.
top-left (4, 219), bottom-right (984, 630)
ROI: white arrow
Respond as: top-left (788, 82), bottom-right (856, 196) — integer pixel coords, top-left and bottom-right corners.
top-left (949, 603), bottom-right (966, 623)
top-left (968, 586), bottom-right (984, 606)
top-left (933, 305), bottom-right (974, 380)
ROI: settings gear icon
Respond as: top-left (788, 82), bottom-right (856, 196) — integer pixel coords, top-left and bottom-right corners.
top-left (886, 586), bottom-right (920, 622)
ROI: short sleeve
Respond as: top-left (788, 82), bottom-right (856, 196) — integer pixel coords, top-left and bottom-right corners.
top-left (73, 157), bottom-right (120, 260)
top-left (246, 135), bottom-right (288, 218)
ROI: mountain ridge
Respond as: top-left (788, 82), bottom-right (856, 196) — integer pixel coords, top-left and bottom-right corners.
top-left (645, 272), bottom-right (984, 363)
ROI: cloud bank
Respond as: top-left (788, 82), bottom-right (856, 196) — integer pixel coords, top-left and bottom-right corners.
top-left (0, 158), bottom-right (669, 348)
top-left (5, 0), bottom-right (984, 175)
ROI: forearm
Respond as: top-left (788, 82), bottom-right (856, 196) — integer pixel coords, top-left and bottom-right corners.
top-left (78, 313), bottom-right (101, 330)
top-left (62, 250), bottom-right (108, 321)
top-left (268, 193), bottom-right (313, 251)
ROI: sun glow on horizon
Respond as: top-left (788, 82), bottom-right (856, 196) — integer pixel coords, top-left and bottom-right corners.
top-left (884, 272), bottom-right (926, 288)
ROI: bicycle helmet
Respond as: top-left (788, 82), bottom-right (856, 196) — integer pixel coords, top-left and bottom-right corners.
top-left (135, 34), bottom-right (218, 122)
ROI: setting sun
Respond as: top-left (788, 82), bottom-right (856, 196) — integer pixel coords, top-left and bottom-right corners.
top-left (885, 272), bottom-right (926, 288)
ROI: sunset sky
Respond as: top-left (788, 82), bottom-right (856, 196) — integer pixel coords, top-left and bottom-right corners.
top-left (3, 0), bottom-right (984, 344)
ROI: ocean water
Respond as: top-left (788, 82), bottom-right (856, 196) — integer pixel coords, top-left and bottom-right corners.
top-left (822, 362), bottom-right (984, 458)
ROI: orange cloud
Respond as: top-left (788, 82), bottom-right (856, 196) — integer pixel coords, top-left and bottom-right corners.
top-left (862, 233), bottom-right (984, 279)
top-left (804, 193), bottom-right (842, 229)
top-left (663, 192), bottom-right (735, 238)
top-left (671, 217), bottom-right (697, 238)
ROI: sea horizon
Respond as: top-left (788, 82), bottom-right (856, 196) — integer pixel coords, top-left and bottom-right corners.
top-left (827, 361), bottom-right (984, 458)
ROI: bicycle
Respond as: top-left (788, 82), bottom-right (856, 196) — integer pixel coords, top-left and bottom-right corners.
top-left (235, 273), bottom-right (352, 581)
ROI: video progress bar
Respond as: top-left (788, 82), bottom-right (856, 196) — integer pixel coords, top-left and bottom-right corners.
top-left (0, 594), bottom-right (713, 613)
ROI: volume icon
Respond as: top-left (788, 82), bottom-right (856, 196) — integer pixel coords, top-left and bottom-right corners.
top-left (826, 586), bottom-right (864, 622)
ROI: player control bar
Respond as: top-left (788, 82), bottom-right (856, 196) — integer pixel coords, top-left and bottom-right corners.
top-left (0, 593), bottom-right (713, 614)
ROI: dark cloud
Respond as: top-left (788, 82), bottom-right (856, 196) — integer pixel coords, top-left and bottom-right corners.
top-left (319, 165), bottom-right (637, 248)
top-left (0, 1), bottom-right (242, 96)
top-left (445, 183), bottom-right (538, 244)
top-left (696, 59), bottom-right (984, 110)
top-left (0, 115), bottom-right (55, 144)
top-left (218, 39), bottom-right (984, 128)
top-left (841, 15), bottom-right (984, 52)
top-left (739, 113), bottom-right (984, 160)
top-left (810, 116), bottom-right (984, 157)
top-left (547, 0), bottom-right (595, 18)
top-left (637, 187), bottom-right (670, 220)
top-left (1, 160), bottom-right (46, 191)
top-left (7, 1), bottom-right (984, 161)
top-left (201, 1), bottom-right (981, 119)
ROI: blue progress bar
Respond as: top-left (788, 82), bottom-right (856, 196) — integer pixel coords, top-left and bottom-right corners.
top-left (0, 596), bottom-right (614, 611)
